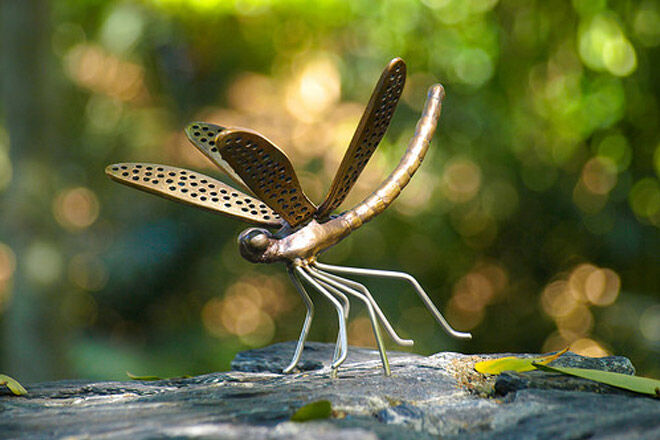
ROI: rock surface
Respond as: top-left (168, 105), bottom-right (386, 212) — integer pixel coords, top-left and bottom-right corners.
top-left (2, 342), bottom-right (659, 439)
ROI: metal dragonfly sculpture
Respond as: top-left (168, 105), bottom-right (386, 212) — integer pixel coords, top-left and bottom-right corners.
top-left (106, 58), bottom-right (471, 377)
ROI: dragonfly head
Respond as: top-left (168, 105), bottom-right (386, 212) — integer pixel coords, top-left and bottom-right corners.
top-left (238, 227), bottom-right (277, 263)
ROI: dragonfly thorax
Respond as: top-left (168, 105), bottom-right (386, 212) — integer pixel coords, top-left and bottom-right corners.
top-left (238, 217), bottom-right (353, 265)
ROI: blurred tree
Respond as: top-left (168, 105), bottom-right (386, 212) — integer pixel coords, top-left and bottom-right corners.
top-left (0, 0), bottom-right (657, 381)
top-left (0, 0), bottom-right (65, 380)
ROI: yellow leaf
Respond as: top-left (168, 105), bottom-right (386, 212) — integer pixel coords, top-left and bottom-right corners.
top-left (0, 374), bottom-right (28, 396)
top-left (474, 348), bottom-right (568, 375)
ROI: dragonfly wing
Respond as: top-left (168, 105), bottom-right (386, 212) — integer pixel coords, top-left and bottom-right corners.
top-left (316, 58), bottom-right (406, 219)
top-left (215, 129), bottom-right (316, 228)
top-left (184, 122), bottom-right (254, 194)
top-left (105, 162), bottom-right (283, 227)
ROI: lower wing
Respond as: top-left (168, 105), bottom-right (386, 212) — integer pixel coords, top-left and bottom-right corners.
top-left (105, 162), bottom-right (283, 228)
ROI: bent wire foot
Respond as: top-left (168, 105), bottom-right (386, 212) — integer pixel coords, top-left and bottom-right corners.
top-left (307, 265), bottom-right (391, 376)
top-left (314, 261), bottom-right (472, 340)
top-left (295, 265), bottom-right (348, 376)
top-left (283, 266), bottom-right (314, 374)
top-left (283, 264), bottom-right (350, 374)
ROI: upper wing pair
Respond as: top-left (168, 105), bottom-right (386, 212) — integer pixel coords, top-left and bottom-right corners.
top-left (106, 58), bottom-right (406, 229)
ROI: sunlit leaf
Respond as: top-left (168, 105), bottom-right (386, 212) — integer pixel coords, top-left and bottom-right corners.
top-left (127, 372), bottom-right (162, 381)
top-left (126, 372), bottom-right (192, 381)
top-left (290, 399), bottom-right (332, 422)
top-left (0, 374), bottom-right (28, 396)
top-left (533, 363), bottom-right (660, 398)
top-left (474, 348), bottom-right (568, 374)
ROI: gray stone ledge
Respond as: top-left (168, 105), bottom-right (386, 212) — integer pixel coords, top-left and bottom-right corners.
top-left (1, 341), bottom-right (658, 439)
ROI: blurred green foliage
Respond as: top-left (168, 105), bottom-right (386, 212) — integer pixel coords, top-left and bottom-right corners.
top-left (0, 0), bottom-right (658, 382)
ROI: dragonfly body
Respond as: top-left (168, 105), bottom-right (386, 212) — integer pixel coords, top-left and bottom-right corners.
top-left (107, 60), bottom-right (469, 377)
top-left (240, 84), bottom-right (445, 266)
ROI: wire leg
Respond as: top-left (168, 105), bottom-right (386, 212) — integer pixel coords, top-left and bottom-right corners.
top-left (309, 267), bottom-right (391, 376)
top-left (311, 264), bottom-right (414, 347)
top-left (283, 266), bottom-right (315, 374)
top-left (320, 277), bottom-right (350, 361)
top-left (314, 261), bottom-right (472, 340)
top-left (332, 282), bottom-right (351, 320)
top-left (293, 265), bottom-right (348, 364)
top-left (322, 284), bottom-right (346, 376)
top-left (295, 266), bottom-right (348, 374)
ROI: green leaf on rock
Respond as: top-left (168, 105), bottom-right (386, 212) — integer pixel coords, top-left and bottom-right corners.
top-left (290, 399), bottom-right (332, 422)
top-left (533, 363), bottom-right (660, 398)
top-left (126, 372), bottom-right (163, 381)
top-left (474, 348), bottom-right (568, 374)
top-left (126, 372), bottom-right (192, 381)
top-left (0, 374), bottom-right (28, 396)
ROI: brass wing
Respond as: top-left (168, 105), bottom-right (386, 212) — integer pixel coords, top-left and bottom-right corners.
top-left (184, 122), bottom-right (253, 194)
top-left (105, 163), bottom-right (282, 227)
top-left (215, 129), bottom-right (316, 228)
top-left (315, 58), bottom-right (406, 219)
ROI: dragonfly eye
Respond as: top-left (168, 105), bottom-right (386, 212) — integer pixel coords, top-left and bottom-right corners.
top-left (248, 231), bottom-right (269, 250)
top-left (238, 228), bottom-right (274, 263)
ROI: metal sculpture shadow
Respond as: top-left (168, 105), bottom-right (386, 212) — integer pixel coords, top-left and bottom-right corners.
top-left (106, 58), bottom-right (471, 377)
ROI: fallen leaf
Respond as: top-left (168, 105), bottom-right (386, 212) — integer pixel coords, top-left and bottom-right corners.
top-left (290, 399), bottom-right (332, 422)
top-left (0, 374), bottom-right (27, 396)
top-left (126, 372), bottom-right (192, 381)
top-left (533, 363), bottom-right (660, 398)
top-left (126, 372), bottom-right (163, 381)
top-left (474, 348), bottom-right (568, 375)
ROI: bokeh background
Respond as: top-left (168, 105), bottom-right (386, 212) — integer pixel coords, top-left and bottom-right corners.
top-left (0, 0), bottom-right (658, 382)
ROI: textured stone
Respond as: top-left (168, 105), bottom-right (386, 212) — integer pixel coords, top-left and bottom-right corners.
top-left (2, 342), bottom-right (659, 439)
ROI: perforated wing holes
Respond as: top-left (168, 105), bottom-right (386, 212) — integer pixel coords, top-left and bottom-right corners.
top-left (105, 163), bottom-right (282, 227)
top-left (216, 129), bottom-right (316, 228)
top-left (316, 58), bottom-right (407, 219)
top-left (184, 122), bottom-right (252, 194)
